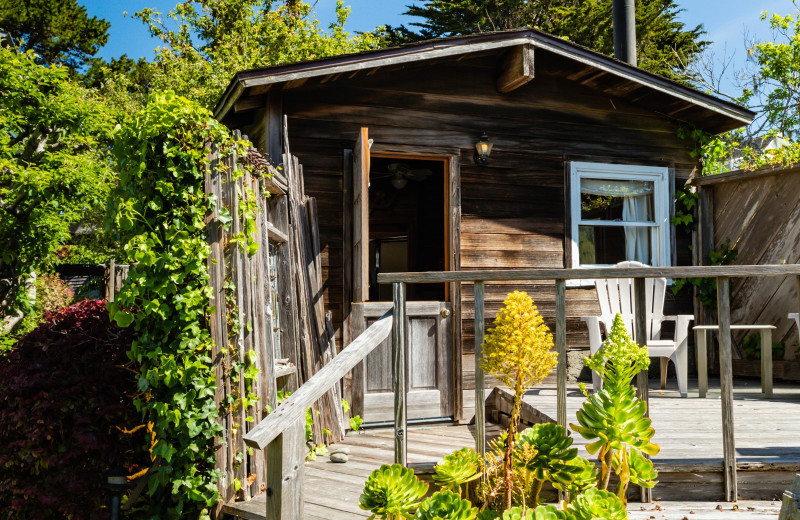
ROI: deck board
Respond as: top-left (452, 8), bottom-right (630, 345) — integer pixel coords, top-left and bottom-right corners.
top-left (224, 380), bottom-right (800, 519)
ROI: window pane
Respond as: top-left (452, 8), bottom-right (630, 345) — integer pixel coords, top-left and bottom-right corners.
top-left (580, 179), bottom-right (655, 222)
top-left (579, 225), bottom-right (652, 265)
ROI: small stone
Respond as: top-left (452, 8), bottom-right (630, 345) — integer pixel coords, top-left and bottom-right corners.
top-left (330, 452), bottom-right (348, 463)
top-left (330, 447), bottom-right (351, 455)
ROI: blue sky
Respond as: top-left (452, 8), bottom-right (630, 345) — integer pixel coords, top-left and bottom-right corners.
top-left (85, 0), bottom-right (798, 96)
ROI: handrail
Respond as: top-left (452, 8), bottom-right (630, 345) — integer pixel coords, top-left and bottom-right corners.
top-left (377, 264), bottom-right (800, 283)
top-left (379, 264), bottom-right (800, 503)
top-left (243, 310), bottom-right (392, 450)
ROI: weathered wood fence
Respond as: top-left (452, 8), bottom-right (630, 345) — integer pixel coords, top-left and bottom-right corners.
top-left (205, 130), bottom-right (346, 514)
top-left (695, 166), bottom-right (800, 377)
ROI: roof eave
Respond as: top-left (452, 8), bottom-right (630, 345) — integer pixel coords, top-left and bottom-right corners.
top-left (213, 29), bottom-right (755, 131)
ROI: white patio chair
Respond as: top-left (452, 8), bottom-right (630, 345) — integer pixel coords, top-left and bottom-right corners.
top-left (581, 261), bottom-right (693, 397)
top-left (789, 313), bottom-right (799, 342)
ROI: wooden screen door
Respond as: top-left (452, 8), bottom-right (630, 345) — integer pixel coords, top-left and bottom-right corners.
top-left (350, 128), bottom-right (456, 424)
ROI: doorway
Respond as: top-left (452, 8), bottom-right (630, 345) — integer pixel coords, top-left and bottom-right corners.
top-left (368, 156), bottom-right (447, 302)
top-left (350, 146), bottom-right (456, 424)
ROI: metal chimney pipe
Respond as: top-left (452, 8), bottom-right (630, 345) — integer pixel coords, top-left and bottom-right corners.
top-left (613, 0), bottom-right (637, 66)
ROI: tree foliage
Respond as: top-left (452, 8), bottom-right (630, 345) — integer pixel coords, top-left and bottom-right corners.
top-left (0, 0), bottom-right (110, 69)
top-left (134, 0), bottom-right (381, 108)
top-left (382, 0), bottom-right (707, 81)
top-left (743, 7), bottom-right (800, 140)
top-left (0, 44), bottom-right (115, 319)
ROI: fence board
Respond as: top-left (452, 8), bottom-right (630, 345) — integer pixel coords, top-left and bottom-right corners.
top-left (697, 165), bottom-right (800, 364)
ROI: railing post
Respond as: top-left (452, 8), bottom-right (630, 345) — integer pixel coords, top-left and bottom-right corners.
top-left (555, 279), bottom-right (567, 430)
top-left (265, 417), bottom-right (305, 520)
top-left (474, 281), bottom-right (486, 457)
top-left (393, 282), bottom-right (408, 466)
top-left (717, 276), bottom-right (737, 501)
top-left (633, 277), bottom-right (652, 503)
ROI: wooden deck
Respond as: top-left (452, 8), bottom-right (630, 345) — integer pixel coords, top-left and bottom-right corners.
top-left (225, 379), bottom-right (800, 519)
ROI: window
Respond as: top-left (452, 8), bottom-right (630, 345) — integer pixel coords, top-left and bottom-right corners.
top-left (570, 162), bottom-right (670, 269)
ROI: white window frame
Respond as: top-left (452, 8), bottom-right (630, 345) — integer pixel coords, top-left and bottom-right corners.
top-left (570, 162), bottom-right (671, 275)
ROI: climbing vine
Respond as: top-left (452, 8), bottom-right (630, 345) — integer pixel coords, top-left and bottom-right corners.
top-left (106, 90), bottom-right (251, 519)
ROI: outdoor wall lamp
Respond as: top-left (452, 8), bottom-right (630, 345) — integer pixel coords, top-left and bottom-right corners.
top-left (474, 132), bottom-right (493, 166)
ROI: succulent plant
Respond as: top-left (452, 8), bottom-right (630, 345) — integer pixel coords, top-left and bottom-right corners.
top-left (582, 314), bottom-right (650, 391)
top-left (530, 505), bottom-right (573, 520)
top-left (566, 488), bottom-right (627, 520)
top-left (551, 457), bottom-right (599, 499)
top-left (501, 507), bottom-right (534, 520)
top-left (621, 447), bottom-right (658, 489)
top-left (476, 510), bottom-right (501, 520)
top-left (434, 447), bottom-right (481, 495)
top-left (480, 291), bottom-right (558, 510)
top-left (415, 490), bottom-right (479, 520)
top-left (570, 314), bottom-right (660, 502)
top-left (513, 424), bottom-right (580, 505)
top-left (514, 424), bottom-right (580, 484)
top-left (501, 505), bottom-right (572, 520)
top-left (359, 464), bottom-right (429, 519)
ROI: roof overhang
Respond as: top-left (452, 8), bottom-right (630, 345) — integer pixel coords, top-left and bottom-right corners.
top-left (214, 29), bottom-right (754, 133)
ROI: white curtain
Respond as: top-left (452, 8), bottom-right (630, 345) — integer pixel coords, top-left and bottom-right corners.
top-left (580, 179), bottom-right (653, 197)
top-left (623, 195), bottom-right (652, 264)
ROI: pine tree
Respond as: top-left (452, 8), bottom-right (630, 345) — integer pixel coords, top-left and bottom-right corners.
top-left (0, 0), bottom-right (110, 69)
top-left (381, 0), bottom-right (706, 81)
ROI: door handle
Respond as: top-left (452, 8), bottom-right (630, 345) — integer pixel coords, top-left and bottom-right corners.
top-left (441, 308), bottom-right (451, 318)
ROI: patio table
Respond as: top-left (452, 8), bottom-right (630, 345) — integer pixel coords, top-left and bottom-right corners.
top-left (694, 324), bottom-right (775, 399)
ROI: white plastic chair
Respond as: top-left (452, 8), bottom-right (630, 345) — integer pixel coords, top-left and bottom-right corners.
top-left (789, 313), bottom-right (799, 342)
top-left (581, 261), bottom-right (693, 397)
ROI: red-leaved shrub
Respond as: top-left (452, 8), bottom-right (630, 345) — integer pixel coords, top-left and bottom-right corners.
top-left (0, 300), bottom-right (145, 519)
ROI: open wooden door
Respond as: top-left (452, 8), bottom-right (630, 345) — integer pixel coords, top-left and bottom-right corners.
top-left (352, 127), bottom-right (370, 302)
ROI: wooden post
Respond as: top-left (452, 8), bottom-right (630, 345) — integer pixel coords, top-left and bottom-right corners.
top-left (265, 417), bottom-right (305, 520)
top-left (717, 276), bottom-right (737, 501)
top-left (696, 329), bottom-right (708, 398)
top-left (108, 257), bottom-right (116, 302)
top-left (633, 277), bottom-right (652, 503)
top-left (474, 281), bottom-right (486, 457)
top-left (760, 328), bottom-right (773, 398)
top-left (555, 279), bottom-right (567, 429)
top-left (393, 282), bottom-right (408, 466)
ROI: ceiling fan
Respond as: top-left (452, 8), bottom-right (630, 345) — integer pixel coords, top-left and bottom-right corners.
top-left (372, 162), bottom-right (433, 189)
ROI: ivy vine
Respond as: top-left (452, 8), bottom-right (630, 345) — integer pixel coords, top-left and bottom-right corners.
top-left (106, 91), bottom-right (251, 519)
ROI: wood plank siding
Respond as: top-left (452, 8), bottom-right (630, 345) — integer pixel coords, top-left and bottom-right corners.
top-left (232, 48), bottom-right (700, 392)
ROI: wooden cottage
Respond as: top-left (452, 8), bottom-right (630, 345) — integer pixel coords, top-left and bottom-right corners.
top-left (214, 29), bottom-right (754, 427)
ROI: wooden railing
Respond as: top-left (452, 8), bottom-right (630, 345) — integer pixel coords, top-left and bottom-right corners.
top-left (377, 264), bottom-right (800, 504)
top-left (242, 311), bottom-right (392, 518)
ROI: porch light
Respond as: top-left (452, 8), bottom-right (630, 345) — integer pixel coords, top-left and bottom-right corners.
top-left (474, 133), bottom-right (493, 166)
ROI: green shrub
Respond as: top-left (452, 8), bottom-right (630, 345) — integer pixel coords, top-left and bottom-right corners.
top-left (0, 300), bottom-right (144, 519)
